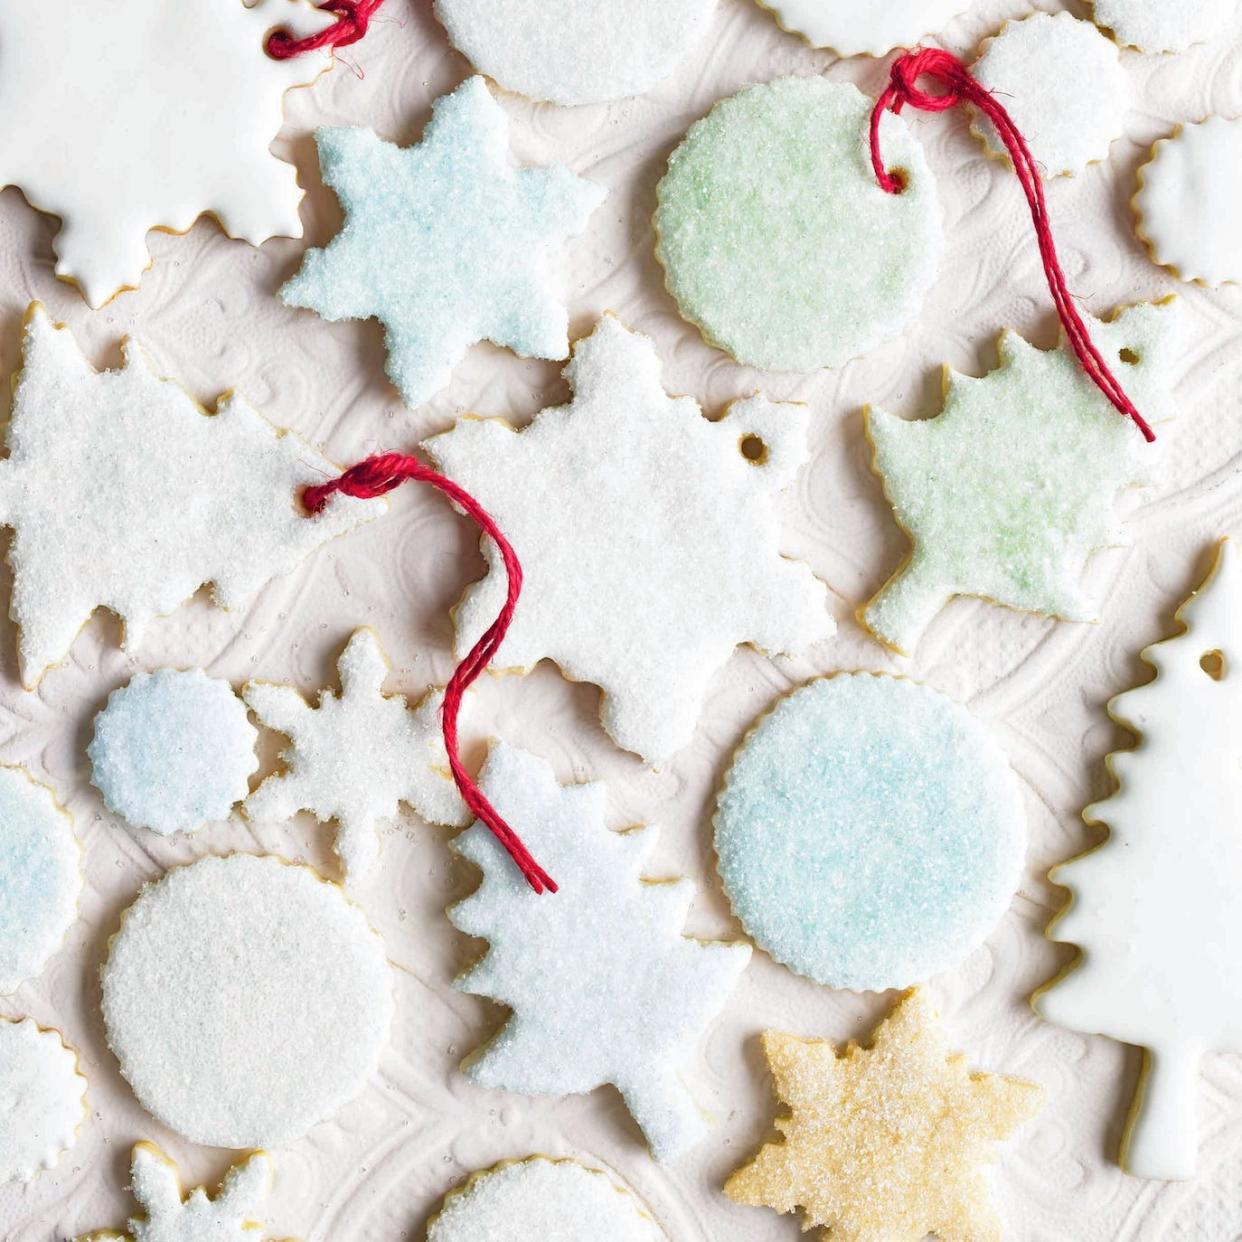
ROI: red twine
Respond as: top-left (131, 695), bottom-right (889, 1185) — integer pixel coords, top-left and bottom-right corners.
top-left (266, 0), bottom-right (385, 59)
top-left (304, 452), bottom-right (557, 895)
top-left (870, 47), bottom-right (1155, 444)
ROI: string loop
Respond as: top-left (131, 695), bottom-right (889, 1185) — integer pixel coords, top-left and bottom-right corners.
top-left (266, 0), bottom-right (384, 60)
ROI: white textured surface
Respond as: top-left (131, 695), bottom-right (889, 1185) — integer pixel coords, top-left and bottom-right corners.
top-left (1089, 0), bottom-right (1235, 54)
top-left (0, 2), bottom-right (1240, 1238)
top-left (757, 0), bottom-right (978, 56)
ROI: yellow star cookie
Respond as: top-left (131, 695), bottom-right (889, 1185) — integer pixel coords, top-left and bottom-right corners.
top-left (726, 989), bottom-right (1042, 1241)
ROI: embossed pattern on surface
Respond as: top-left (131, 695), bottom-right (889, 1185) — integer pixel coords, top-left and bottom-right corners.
top-left (1, 2), bottom-right (1241, 1239)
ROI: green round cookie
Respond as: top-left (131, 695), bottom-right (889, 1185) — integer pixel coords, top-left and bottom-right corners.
top-left (655, 77), bottom-right (942, 372)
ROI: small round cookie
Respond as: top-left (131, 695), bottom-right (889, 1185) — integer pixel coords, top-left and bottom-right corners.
top-left (1135, 118), bottom-right (1242, 287)
top-left (0, 768), bottom-right (80, 994)
top-left (715, 675), bottom-right (1026, 992)
top-left (434, 0), bottom-right (715, 106)
top-left (0, 1017), bottom-right (88, 1184)
top-left (655, 77), bottom-right (941, 373)
top-left (101, 853), bottom-right (393, 1148)
top-left (428, 1158), bottom-right (667, 1241)
top-left (1090, 0), bottom-right (1233, 54)
top-left (971, 13), bottom-right (1127, 178)
top-left (758, 0), bottom-right (977, 58)
top-left (89, 669), bottom-right (258, 835)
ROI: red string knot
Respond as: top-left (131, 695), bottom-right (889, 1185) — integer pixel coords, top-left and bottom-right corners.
top-left (266, 0), bottom-right (384, 60)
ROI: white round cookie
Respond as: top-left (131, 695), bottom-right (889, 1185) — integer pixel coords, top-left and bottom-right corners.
top-left (0, 768), bottom-right (80, 994)
top-left (758, 0), bottom-right (977, 57)
top-left (1135, 118), bottom-right (1242, 287)
top-left (434, 0), bottom-right (715, 106)
top-left (1090, 0), bottom-right (1233, 53)
top-left (971, 13), bottom-right (1127, 178)
top-left (0, 1018), bottom-right (87, 1184)
top-left (101, 854), bottom-right (393, 1148)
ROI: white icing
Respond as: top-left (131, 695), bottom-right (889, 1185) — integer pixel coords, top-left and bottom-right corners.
top-left (0, 0), bottom-right (334, 307)
top-left (1037, 539), bottom-right (1242, 1180)
top-left (1090, 0), bottom-right (1233, 53)
top-left (101, 854), bottom-right (393, 1149)
top-left (758, 0), bottom-right (977, 56)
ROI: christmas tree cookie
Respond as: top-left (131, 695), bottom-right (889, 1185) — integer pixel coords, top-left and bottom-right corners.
top-left (757, 0), bottom-right (976, 56)
top-left (1090, 0), bottom-right (1233, 53)
top-left (862, 299), bottom-right (1183, 655)
top-left (450, 743), bottom-right (751, 1161)
top-left (1036, 538), bottom-right (1242, 1180)
top-left (282, 77), bottom-right (605, 409)
top-left (424, 315), bottom-right (832, 765)
top-left (726, 989), bottom-right (1043, 1239)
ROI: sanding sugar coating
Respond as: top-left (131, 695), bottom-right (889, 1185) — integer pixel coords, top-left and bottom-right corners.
top-left (89, 669), bottom-right (258, 836)
top-left (758, 0), bottom-right (977, 57)
top-left (1089, 0), bottom-right (1233, 53)
top-left (101, 854), bottom-right (393, 1148)
top-left (715, 675), bottom-right (1026, 991)
top-left (654, 77), bottom-right (941, 373)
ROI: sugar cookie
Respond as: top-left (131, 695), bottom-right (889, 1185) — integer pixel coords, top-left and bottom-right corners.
top-left (451, 744), bottom-right (751, 1162)
top-left (101, 854), bottom-right (393, 1148)
top-left (861, 300), bottom-right (1184, 655)
top-left (424, 315), bottom-right (832, 765)
top-left (757, 0), bottom-right (976, 57)
top-left (1135, 118), bottom-right (1242, 287)
top-left (971, 14), bottom-right (1127, 178)
top-left (0, 0), bottom-right (333, 307)
top-left (1037, 539), bottom-right (1242, 1181)
top-left (655, 77), bottom-right (941, 372)
top-left (244, 629), bottom-right (470, 885)
top-left (0, 768), bottom-right (80, 994)
top-left (427, 1158), bottom-right (667, 1241)
top-left (90, 670), bottom-right (258, 836)
top-left (282, 77), bottom-right (606, 409)
top-left (1089, 0), bottom-right (1233, 53)
top-left (726, 989), bottom-right (1043, 1239)
top-left (0, 1017), bottom-right (87, 1184)
top-left (433, 0), bottom-right (715, 106)
top-left (715, 675), bottom-right (1025, 991)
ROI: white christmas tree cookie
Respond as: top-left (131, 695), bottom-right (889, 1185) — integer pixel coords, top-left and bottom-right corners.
top-left (77, 1143), bottom-right (287, 1242)
top-left (0, 306), bottom-right (383, 688)
top-left (0, 1017), bottom-right (87, 1184)
top-left (1037, 538), bottom-right (1242, 1180)
top-left (450, 744), bottom-right (751, 1162)
top-left (244, 629), bottom-right (470, 885)
top-left (757, 0), bottom-right (977, 57)
top-left (1135, 119), bottom-right (1242, 287)
top-left (1089, 0), bottom-right (1233, 53)
top-left (433, 0), bottom-right (715, 106)
top-left (0, 0), bottom-right (334, 307)
top-left (90, 670), bottom-right (258, 836)
top-left (282, 77), bottom-right (605, 409)
top-left (655, 77), bottom-right (941, 373)
top-left (971, 13), bottom-right (1127, 178)
top-left (428, 1158), bottom-right (667, 1241)
top-left (423, 316), bottom-right (832, 765)
top-left (0, 768), bottom-right (80, 995)
top-left (861, 300), bottom-right (1183, 655)
top-left (101, 854), bottom-right (393, 1149)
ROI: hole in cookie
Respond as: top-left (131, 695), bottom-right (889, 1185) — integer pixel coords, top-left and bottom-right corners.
top-left (887, 167), bottom-right (909, 194)
top-left (1201, 650), bottom-right (1226, 681)
top-left (739, 434), bottom-right (769, 465)
top-left (1119, 347), bottom-right (1141, 366)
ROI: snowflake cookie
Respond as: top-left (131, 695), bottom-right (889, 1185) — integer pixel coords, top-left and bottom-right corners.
top-left (861, 300), bottom-right (1183, 655)
top-left (1037, 539), bottom-right (1242, 1180)
top-left (0, 306), bottom-right (382, 688)
top-left (77, 1144), bottom-right (286, 1242)
top-left (90, 670), bottom-right (258, 836)
top-left (757, 0), bottom-right (977, 57)
top-left (450, 744), bottom-right (751, 1162)
top-left (1135, 119), bottom-right (1242, 287)
top-left (0, 0), bottom-right (334, 308)
top-left (427, 1158), bottom-right (667, 1241)
top-left (434, 0), bottom-right (715, 106)
top-left (726, 989), bottom-right (1043, 1240)
top-left (655, 77), bottom-right (941, 372)
top-left (971, 13), bottom-right (1127, 178)
top-left (0, 768), bottom-right (80, 995)
top-left (101, 854), bottom-right (393, 1148)
top-left (424, 315), bottom-right (832, 765)
top-left (244, 629), bottom-right (470, 885)
top-left (1090, 0), bottom-right (1233, 53)
top-left (0, 1018), bottom-right (87, 1184)
top-left (715, 675), bottom-right (1025, 991)
top-left (282, 76), bottom-right (605, 409)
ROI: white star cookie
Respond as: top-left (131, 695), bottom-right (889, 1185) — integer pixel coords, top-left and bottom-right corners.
top-left (424, 315), bottom-right (833, 765)
top-left (282, 76), bottom-right (605, 408)
top-left (756, 0), bottom-right (977, 57)
top-left (0, 0), bottom-right (334, 307)
top-left (0, 306), bottom-right (382, 688)
top-left (244, 629), bottom-right (470, 885)
top-left (1090, 0), bottom-right (1233, 53)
